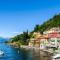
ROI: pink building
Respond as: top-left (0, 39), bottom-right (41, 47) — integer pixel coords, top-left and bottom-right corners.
top-left (48, 32), bottom-right (60, 48)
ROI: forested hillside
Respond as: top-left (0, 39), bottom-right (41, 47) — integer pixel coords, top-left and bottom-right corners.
top-left (34, 14), bottom-right (60, 33)
top-left (10, 14), bottom-right (60, 45)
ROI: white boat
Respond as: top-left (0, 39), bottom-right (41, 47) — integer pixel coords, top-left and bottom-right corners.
top-left (0, 50), bottom-right (4, 55)
top-left (52, 54), bottom-right (60, 60)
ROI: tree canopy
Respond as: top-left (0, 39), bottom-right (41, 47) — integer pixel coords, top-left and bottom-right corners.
top-left (34, 14), bottom-right (60, 33)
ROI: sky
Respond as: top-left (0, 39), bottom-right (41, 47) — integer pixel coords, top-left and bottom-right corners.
top-left (0, 0), bottom-right (60, 38)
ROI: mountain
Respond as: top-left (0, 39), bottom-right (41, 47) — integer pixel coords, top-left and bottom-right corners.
top-left (0, 37), bottom-right (9, 43)
top-left (33, 14), bottom-right (60, 33)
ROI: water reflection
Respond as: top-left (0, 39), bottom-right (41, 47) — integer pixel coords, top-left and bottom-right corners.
top-left (20, 48), bottom-right (52, 60)
top-left (0, 43), bottom-right (52, 60)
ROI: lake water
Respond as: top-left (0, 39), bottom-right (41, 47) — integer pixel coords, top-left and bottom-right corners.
top-left (0, 43), bottom-right (52, 60)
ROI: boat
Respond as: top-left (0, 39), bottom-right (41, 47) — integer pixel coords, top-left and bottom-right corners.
top-left (0, 50), bottom-right (4, 55)
top-left (52, 54), bottom-right (60, 60)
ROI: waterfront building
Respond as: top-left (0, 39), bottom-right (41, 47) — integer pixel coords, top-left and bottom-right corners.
top-left (29, 27), bottom-right (60, 50)
top-left (29, 38), bottom-right (35, 47)
top-left (29, 32), bottom-right (41, 47)
top-left (29, 32), bottom-right (49, 49)
top-left (38, 35), bottom-right (48, 49)
top-left (48, 32), bottom-right (60, 48)
top-left (43, 27), bottom-right (60, 48)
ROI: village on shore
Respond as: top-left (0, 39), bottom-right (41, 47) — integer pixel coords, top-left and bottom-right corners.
top-left (7, 14), bottom-right (60, 56)
top-left (10, 27), bottom-right (60, 54)
top-left (28, 27), bottom-right (60, 53)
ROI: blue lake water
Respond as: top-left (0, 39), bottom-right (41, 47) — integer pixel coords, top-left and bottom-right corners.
top-left (0, 43), bottom-right (52, 60)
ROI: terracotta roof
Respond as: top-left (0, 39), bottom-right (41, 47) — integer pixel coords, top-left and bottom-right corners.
top-left (48, 32), bottom-right (60, 38)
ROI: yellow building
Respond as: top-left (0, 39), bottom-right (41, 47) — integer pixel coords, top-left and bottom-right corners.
top-left (29, 38), bottom-right (35, 47)
top-left (29, 32), bottom-right (49, 48)
top-left (39, 35), bottom-right (49, 49)
top-left (29, 32), bottom-right (41, 47)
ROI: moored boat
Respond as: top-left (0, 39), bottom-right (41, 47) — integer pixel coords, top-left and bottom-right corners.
top-left (52, 54), bottom-right (60, 60)
top-left (0, 50), bottom-right (4, 55)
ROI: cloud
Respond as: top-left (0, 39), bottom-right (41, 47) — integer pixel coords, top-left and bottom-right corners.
top-left (12, 32), bottom-right (23, 34)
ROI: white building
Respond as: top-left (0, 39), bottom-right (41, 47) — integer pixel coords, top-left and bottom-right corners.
top-left (43, 27), bottom-right (60, 48)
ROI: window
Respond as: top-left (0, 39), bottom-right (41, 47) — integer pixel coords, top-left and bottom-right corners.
top-left (57, 40), bottom-right (60, 42)
top-left (51, 40), bottom-right (55, 42)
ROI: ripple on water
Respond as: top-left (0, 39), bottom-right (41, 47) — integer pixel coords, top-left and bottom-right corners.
top-left (0, 43), bottom-right (52, 60)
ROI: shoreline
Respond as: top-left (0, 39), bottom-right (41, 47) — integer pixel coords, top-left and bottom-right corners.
top-left (7, 42), bottom-right (57, 55)
top-left (7, 42), bottom-right (54, 55)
